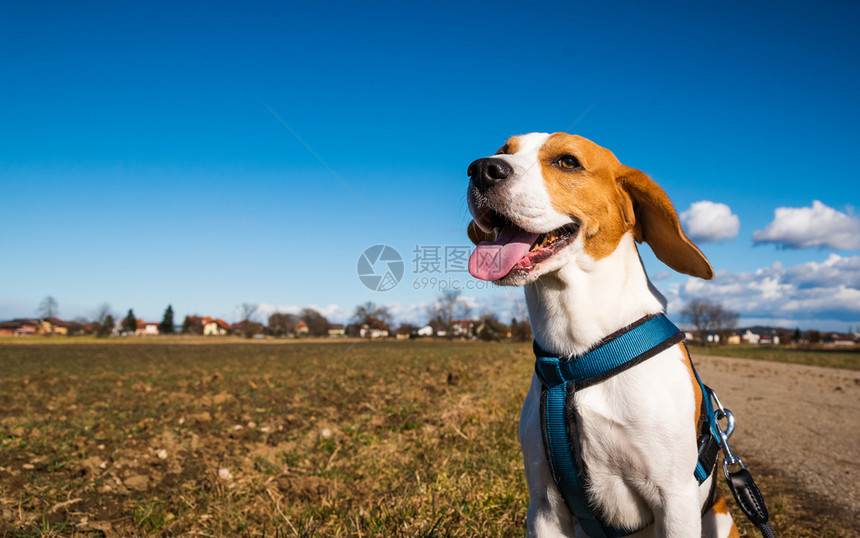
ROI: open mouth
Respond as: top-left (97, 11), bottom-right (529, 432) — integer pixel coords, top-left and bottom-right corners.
top-left (469, 213), bottom-right (579, 281)
top-left (527, 225), bottom-right (578, 255)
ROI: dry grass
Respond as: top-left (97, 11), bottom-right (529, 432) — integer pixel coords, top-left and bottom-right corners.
top-left (689, 343), bottom-right (860, 371)
top-left (0, 340), bottom-right (854, 536)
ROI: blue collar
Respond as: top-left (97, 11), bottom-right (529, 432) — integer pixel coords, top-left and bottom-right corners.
top-left (534, 313), bottom-right (684, 389)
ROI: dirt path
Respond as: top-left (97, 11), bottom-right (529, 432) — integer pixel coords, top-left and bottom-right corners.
top-left (692, 353), bottom-right (860, 522)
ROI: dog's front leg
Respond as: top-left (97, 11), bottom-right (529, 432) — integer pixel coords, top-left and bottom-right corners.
top-left (649, 477), bottom-right (703, 538)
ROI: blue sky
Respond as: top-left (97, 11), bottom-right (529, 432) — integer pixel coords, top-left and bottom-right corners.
top-left (2, 0), bottom-right (859, 331)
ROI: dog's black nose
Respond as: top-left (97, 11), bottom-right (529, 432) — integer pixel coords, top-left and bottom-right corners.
top-left (468, 157), bottom-right (513, 192)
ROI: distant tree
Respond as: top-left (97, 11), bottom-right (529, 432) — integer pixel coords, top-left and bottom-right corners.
top-left (65, 317), bottom-right (88, 336)
top-left (426, 290), bottom-right (471, 338)
top-left (37, 296), bottom-right (59, 320)
top-left (345, 323), bottom-right (362, 337)
top-left (236, 304), bottom-right (260, 338)
top-left (235, 320), bottom-right (264, 339)
top-left (99, 314), bottom-right (115, 337)
top-left (510, 300), bottom-right (532, 342)
top-left (398, 323), bottom-right (418, 335)
top-left (352, 302), bottom-right (393, 337)
top-left (775, 328), bottom-right (793, 346)
top-left (268, 312), bottom-right (297, 337)
top-left (160, 305), bottom-right (176, 334)
top-left (239, 303), bottom-right (258, 322)
top-left (793, 328), bottom-right (802, 343)
top-left (510, 317), bottom-right (533, 342)
top-left (804, 329), bottom-right (821, 344)
top-left (94, 303), bottom-right (112, 325)
top-left (300, 308), bottom-right (329, 337)
top-left (681, 299), bottom-right (739, 345)
top-left (181, 315), bottom-right (204, 335)
top-left (478, 311), bottom-right (509, 341)
top-left (121, 309), bottom-right (138, 335)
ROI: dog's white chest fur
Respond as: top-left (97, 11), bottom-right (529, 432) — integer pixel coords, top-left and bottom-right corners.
top-left (519, 350), bottom-right (709, 537)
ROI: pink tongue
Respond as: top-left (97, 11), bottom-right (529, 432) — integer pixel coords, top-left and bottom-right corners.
top-left (469, 223), bottom-right (540, 281)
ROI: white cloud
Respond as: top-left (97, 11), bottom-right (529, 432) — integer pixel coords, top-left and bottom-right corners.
top-left (667, 254), bottom-right (860, 323)
top-left (679, 201), bottom-right (740, 243)
top-left (752, 201), bottom-right (860, 250)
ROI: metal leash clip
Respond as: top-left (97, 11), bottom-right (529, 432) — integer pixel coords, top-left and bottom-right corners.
top-left (708, 389), bottom-right (744, 478)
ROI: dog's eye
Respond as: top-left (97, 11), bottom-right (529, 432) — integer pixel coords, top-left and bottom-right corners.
top-left (556, 155), bottom-right (582, 170)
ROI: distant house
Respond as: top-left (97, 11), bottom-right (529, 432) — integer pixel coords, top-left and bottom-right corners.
top-left (0, 319), bottom-right (39, 336)
top-left (395, 327), bottom-right (412, 340)
top-left (451, 319), bottom-right (479, 338)
top-left (202, 317), bottom-right (231, 336)
top-left (0, 318), bottom-right (73, 336)
top-left (822, 333), bottom-right (857, 345)
top-left (416, 325), bottom-right (434, 337)
top-left (135, 321), bottom-right (160, 336)
top-left (295, 321), bottom-right (309, 336)
top-left (726, 333), bottom-right (741, 345)
top-left (742, 329), bottom-right (780, 345)
top-left (327, 323), bottom-right (346, 337)
top-left (39, 318), bottom-right (69, 336)
top-left (741, 330), bottom-right (760, 344)
top-left (359, 322), bottom-right (389, 339)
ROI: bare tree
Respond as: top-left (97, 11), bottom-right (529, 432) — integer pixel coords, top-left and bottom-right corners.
top-left (268, 312), bottom-right (297, 337)
top-left (239, 303), bottom-right (258, 323)
top-left (93, 303), bottom-right (113, 327)
top-left (511, 300), bottom-right (533, 342)
top-left (237, 303), bottom-right (262, 338)
top-left (37, 296), bottom-right (59, 320)
top-left (478, 310), bottom-right (509, 341)
top-left (681, 299), bottom-right (739, 344)
top-left (351, 302), bottom-right (393, 338)
top-left (299, 308), bottom-right (329, 337)
top-left (426, 290), bottom-right (471, 337)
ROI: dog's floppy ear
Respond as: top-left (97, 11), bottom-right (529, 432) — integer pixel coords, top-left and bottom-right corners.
top-left (617, 167), bottom-right (713, 280)
top-left (467, 220), bottom-right (495, 245)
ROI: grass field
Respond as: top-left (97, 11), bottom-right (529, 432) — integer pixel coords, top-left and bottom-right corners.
top-left (0, 340), bottom-right (852, 536)
top-left (688, 343), bottom-right (860, 371)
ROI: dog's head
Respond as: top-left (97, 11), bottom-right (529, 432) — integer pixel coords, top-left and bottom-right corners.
top-left (466, 132), bottom-right (713, 285)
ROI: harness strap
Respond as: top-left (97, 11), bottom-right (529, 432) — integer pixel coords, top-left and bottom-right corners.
top-left (534, 314), bottom-right (684, 390)
top-left (534, 314), bottom-right (685, 538)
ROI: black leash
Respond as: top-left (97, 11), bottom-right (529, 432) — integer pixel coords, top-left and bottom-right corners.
top-left (706, 387), bottom-right (776, 537)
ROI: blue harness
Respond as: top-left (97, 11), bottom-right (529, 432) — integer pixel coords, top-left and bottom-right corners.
top-left (534, 314), bottom-right (718, 538)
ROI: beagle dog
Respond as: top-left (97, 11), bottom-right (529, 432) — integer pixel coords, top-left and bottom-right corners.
top-left (466, 133), bottom-right (739, 538)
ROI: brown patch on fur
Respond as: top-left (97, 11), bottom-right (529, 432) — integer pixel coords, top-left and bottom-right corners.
top-left (467, 220), bottom-right (495, 245)
top-left (711, 490), bottom-right (741, 537)
top-left (680, 344), bottom-right (703, 436)
top-left (535, 132), bottom-right (713, 278)
top-left (712, 489), bottom-right (731, 515)
top-left (537, 133), bottom-right (635, 260)
top-left (496, 136), bottom-right (521, 155)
